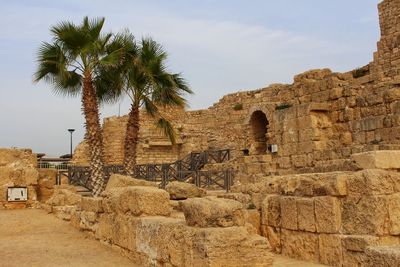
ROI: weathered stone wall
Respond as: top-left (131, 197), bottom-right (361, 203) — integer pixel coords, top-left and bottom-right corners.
top-left (0, 148), bottom-right (39, 209)
top-left (44, 181), bottom-right (275, 267)
top-left (73, 0), bottom-right (400, 178)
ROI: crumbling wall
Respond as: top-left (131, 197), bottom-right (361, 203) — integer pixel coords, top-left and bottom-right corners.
top-left (0, 148), bottom-right (39, 209)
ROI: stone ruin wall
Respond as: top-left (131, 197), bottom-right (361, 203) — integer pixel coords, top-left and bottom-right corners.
top-left (73, 0), bottom-right (400, 178)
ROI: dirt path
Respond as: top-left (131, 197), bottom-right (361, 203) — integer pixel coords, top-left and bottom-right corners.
top-left (0, 209), bottom-right (135, 267)
top-left (0, 209), bottom-right (325, 267)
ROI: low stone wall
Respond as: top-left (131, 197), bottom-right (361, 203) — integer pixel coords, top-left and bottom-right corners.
top-left (233, 168), bottom-right (400, 266)
top-left (0, 148), bottom-right (39, 209)
top-left (43, 181), bottom-right (274, 267)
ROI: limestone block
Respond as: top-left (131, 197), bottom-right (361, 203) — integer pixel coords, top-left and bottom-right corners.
top-left (297, 198), bottom-right (316, 232)
top-left (80, 197), bottom-right (103, 213)
top-left (181, 197), bottom-right (245, 227)
top-left (261, 226), bottom-right (281, 253)
top-left (244, 209), bottom-right (261, 235)
top-left (351, 150), bottom-right (400, 170)
top-left (193, 227), bottom-right (274, 267)
top-left (216, 192), bottom-right (252, 206)
top-left (365, 246), bottom-right (400, 267)
top-left (53, 205), bottom-right (76, 221)
top-left (384, 88), bottom-right (400, 102)
top-left (343, 250), bottom-right (367, 267)
top-left (342, 235), bottom-right (379, 252)
top-left (102, 186), bottom-right (171, 216)
top-left (280, 197), bottom-right (298, 230)
top-left (165, 181), bottom-right (206, 200)
top-left (389, 193), bottom-right (400, 235)
top-left (104, 174), bottom-right (157, 191)
top-left (346, 169), bottom-right (399, 195)
top-left (261, 195), bottom-right (281, 227)
top-left (342, 196), bottom-right (389, 235)
top-left (281, 229), bottom-right (319, 262)
top-left (46, 193), bottom-right (65, 206)
top-left (319, 234), bottom-right (343, 267)
top-left (313, 173), bottom-right (347, 196)
top-left (314, 196), bottom-right (341, 233)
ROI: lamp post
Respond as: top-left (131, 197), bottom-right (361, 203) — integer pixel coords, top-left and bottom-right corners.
top-left (68, 129), bottom-right (75, 159)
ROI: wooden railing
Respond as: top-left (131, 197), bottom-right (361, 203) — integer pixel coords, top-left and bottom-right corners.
top-left (68, 149), bottom-right (233, 191)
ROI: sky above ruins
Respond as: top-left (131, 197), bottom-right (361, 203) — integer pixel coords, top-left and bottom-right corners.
top-left (0, 0), bottom-right (381, 156)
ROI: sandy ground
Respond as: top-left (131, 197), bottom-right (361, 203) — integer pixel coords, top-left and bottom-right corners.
top-left (0, 209), bottom-right (325, 267)
top-left (0, 209), bottom-right (135, 267)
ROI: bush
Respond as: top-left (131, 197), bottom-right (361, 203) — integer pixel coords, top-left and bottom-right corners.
top-left (247, 203), bottom-right (256, 210)
top-left (352, 66), bottom-right (369, 78)
top-left (233, 103), bottom-right (243, 111)
top-left (275, 103), bottom-right (292, 110)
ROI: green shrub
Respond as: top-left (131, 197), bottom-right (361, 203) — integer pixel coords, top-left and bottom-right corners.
top-left (352, 66), bottom-right (369, 78)
top-left (233, 103), bottom-right (243, 111)
top-left (275, 103), bottom-right (292, 110)
top-left (247, 203), bottom-right (256, 209)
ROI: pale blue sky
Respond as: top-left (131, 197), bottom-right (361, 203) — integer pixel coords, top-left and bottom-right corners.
top-left (0, 0), bottom-right (381, 156)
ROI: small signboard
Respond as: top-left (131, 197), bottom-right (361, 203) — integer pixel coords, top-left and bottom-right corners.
top-left (7, 187), bottom-right (28, 202)
top-left (270, 144), bottom-right (278, 153)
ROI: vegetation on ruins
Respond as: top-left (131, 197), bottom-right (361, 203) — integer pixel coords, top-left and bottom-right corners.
top-left (275, 103), bottom-right (292, 110)
top-left (34, 17), bottom-right (127, 196)
top-left (352, 65), bottom-right (370, 78)
top-left (98, 31), bottom-right (192, 175)
top-left (233, 103), bottom-right (243, 111)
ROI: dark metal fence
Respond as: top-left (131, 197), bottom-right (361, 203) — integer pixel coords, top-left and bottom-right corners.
top-left (67, 149), bottom-right (233, 192)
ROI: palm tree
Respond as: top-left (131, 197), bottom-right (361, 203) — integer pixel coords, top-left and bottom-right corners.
top-left (34, 17), bottom-right (125, 196)
top-left (101, 34), bottom-right (192, 176)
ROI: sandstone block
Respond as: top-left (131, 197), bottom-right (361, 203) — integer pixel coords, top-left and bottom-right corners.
top-left (319, 234), bottom-right (343, 267)
top-left (165, 181), bottom-right (206, 200)
top-left (343, 250), bottom-right (367, 267)
top-left (102, 186), bottom-right (171, 216)
top-left (351, 150), bottom-right (400, 170)
top-left (388, 193), bottom-right (400, 235)
top-left (346, 169), bottom-right (399, 195)
top-left (281, 229), bottom-right (319, 262)
top-left (261, 226), bottom-right (281, 253)
top-left (181, 197), bottom-right (245, 227)
top-left (80, 197), bottom-right (103, 213)
top-left (280, 197), bottom-right (298, 230)
top-left (244, 209), bottom-right (261, 234)
top-left (261, 195), bottom-right (281, 227)
top-left (365, 246), bottom-right (400, 267)
top-left (297, 198), bottom-right (316, 232)
top-left (216, 192), bottom-right (252, 206)
top-left (105, 174), bottom-right (157, 191)
top-left (314, 196), bottom-right (341, 233)
top-left (342, 235), bottom-right (379, 252)
top-left (342, 196), bottom-right (389, 235)
top-left (313, 173), bottom-right (348, 196)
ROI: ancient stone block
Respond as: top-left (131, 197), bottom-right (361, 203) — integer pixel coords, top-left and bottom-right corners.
top-left (343, 250), bottom-right (367, 267)
top-left (313, 172), bottom-right (348, 196)
top-left (388, 193), bottom-right (400, 235)
top-left (296, 198), bottom-right (316, 232)
top-left (80, 197), bottom-right (103, 213)
top-left (342, 235), bottom-right (379, 252)
top-left (314, 196), bottom-right (341, 233)
top-left (319, 234), bottom-right (343, 267)
top-left (261, 226), bottom-right (281, 253)
top-left (180, 197), bottom-right (245, 227)
top-left (280, 197), bottom-right (298, 230)
top-left (244, 209), bottom-right (261, 234)
top-left (261, 195), bottom-right (281, 227)
top-left (342, 196), bottom-right (389, 235)
top-left (365, 246), bottom-right (400, 267)
top-left (346, 169), bottom-right (398, 195)
top-left (102, 186), bottom-right (172, 216)
top-left (351, 151), bottom-right (400, 170)
top-left (281, 229), bottom-right (319, 262)
top-left (165, 181), bottom-right (206, 200)
top-left (105, 174), bottom-right (157, 191)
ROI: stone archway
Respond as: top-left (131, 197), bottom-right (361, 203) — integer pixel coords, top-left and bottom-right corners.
top-left (249, 110), bottom-right (269, 155)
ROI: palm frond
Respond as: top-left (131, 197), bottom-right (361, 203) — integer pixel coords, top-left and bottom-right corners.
top-left (155, 117), bottom-right (176, 145)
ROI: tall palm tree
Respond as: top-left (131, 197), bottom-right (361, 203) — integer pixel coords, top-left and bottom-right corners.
top-left (101, 34), bottom-right (192, 176)
top-left (34, 17), bottom-right (125, 196)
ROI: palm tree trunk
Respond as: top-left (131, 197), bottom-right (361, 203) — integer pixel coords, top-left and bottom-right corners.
top-left (123, 102), bottom-right (140, 176)
top-left (82, 71), bottom-right (105, 196)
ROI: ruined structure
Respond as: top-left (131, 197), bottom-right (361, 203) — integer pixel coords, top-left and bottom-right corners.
top-left (73, 0), bottom-right (400, 184)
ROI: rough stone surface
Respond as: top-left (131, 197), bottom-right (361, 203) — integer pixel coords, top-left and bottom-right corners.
top-left (102, 186), bottom-right (172, 216)
top-left (180, 197), bottom-right (245, 227)
top-left (105, 174), bottom-right (157, 191)
top-left (352, 151), bottom-right (400, 170)
top-left (314, 196), bottom-right (341, 234)
top-left (165, 181), bottom-right (206, 200)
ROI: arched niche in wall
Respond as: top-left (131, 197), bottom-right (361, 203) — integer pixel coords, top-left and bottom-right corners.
top-left (249, 110), bottom-right (269, 155)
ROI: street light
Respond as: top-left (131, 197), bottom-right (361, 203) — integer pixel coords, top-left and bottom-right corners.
top-left (68, 129), bottom-right (75, 159)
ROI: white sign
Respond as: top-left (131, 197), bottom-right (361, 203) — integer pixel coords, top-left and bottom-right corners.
top-left (7, 187), bottom-right (28, 201)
